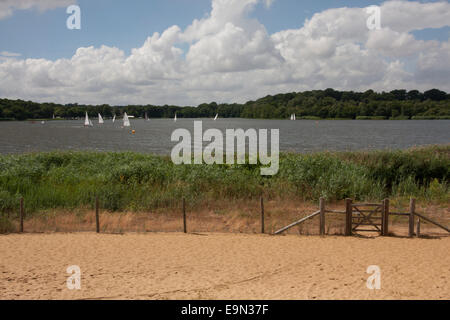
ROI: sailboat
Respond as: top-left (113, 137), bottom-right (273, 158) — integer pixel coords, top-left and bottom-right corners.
top-left (123, 112), bottom-right (131, 127)
top-left (214, 114), bottom-right (218, 121)
top-left (98, 113), bottom-right (104, 124)
top-left (112, 115), bottom-right (116, 123)
top-left (290, 114), bottom-right (296, 121)
top-left (84, 112), bottom-right (92, 127)
top-left (174, 113), bottom-right (177, 122)
top-left (145, 112), bottom-right (149, 121)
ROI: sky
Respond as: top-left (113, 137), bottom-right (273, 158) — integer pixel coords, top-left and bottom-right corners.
top-left (0, 0), bottom-right (449, 106)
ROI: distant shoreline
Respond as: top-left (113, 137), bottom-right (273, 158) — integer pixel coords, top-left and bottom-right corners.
top-left (2, 88), bottom-right (449, 120)
top-left (1, 117), bottom-right (450, 122)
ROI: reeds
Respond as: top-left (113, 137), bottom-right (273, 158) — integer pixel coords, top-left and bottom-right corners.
top-left (0, 145), bottom-right (448, 219)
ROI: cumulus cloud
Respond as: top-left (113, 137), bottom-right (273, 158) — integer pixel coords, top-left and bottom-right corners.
top-left (381, 0), bottom-right (450, 33)
top-left (0, 0), bottom-right (74, 20)
top-left (0, 0), bottom-right (449, 105)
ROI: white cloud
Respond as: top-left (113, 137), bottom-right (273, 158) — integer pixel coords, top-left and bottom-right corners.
top-left (0, 51), bottom-right (21, 57)
top-left (0, 0), bottom-right (449, 105)
top-left (0, 0), bottom-right (74, 20)
top-left (264, 0), bottom-right (275, 9)
top-left (381, 0), bottom-right (450, 33)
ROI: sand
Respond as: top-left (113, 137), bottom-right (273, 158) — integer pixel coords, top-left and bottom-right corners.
top-left (0, 232), bottom-right (449, 300)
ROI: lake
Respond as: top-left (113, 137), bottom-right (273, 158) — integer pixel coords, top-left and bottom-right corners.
top-left (0, 119), bottom-right (448, 154)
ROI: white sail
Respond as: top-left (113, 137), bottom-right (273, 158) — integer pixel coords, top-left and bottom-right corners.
top-left (214, 114), bottom-right (218, 121)
top-left (123, 112), bottom-right (131, 127)
top-left (145, 112), bottom-right (149, 121)
top-left (84, 112), bottom-right (90, 126)
top-left (89, 120), bottom-right (93, 127)
top-left (174, 113), bottom-right (177, 122)
top-left (293, 114), bottom-right (296, 121)
top-left (112, 115), bottom-right (116, 123)
top-left (290, 114), bottom-right (293, 120)
top-left (98, 113), bottom-right (104, 124)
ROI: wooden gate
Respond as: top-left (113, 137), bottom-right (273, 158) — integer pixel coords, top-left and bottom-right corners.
top-left (345, 199), bottom-right (389, 236)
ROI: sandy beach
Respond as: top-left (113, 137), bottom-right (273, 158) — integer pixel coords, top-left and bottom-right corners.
top-left (0, 232), bottom-right (449, 300)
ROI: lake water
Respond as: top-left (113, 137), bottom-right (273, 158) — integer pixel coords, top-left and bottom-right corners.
top-left (0, 119), bottom-right (448, 155)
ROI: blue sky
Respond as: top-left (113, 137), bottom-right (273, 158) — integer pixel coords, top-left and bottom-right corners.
top-left (0, 0), bottom-right (448, 60)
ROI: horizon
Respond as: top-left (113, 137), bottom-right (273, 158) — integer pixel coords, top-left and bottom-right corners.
top-left (0, 0), bottom-right (449, 105)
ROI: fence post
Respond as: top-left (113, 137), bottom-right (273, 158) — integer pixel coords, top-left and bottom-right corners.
top-left (345, 198), bottom-right (352, 236)
top-left (20, 197), bottom-right (24, 233)
top-left (183, 198), bottom-right (187, 234)
top-left (95, 196), bottom-right (100, 233)
top-left (416, 218), bottom-right (421, 238)
top-left (260, 197), bottom-right (265, 234)
top-left (382, 199), bottom-right (390, 236)
top-left (409, 198), bottom-right (415, 238)
top-left (319, 197), bottom-right (325, 236)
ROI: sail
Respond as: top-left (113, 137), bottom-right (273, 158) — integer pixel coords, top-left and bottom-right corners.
top-left (174, 113), bottom-right (177, 122)
top-left (145, 112), bottom-right (149, 121)
top-left (84, 112), bottom-right (90, 126)
top-left (123, 112), bottom-right (131, 127)
top-left (98, 113), bottom-right (104, 124)
top-left (293, 114), bottom-right (296, 121)
top-left (214, 114), bottom-right (218, 121)
top-left (112, 115), bottom-right (116, 123)
top-left (89, 120), bottom-right (93, 127)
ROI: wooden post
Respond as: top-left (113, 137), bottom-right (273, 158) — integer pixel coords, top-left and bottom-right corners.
top-left (345, 198), bottom-right (352, 236)
top-left (409, 198), bottom-right (415, 238)
top-left (319, 197), bottom-right (325, 236)
top-left (260, 197), bottom-right (265, 234)
top-left (95, 196), bottom-right (100, 233)
top-left (19, 197), bottom-right (24, 233)
top-left (183, 198), bottom-right (187, 234)
top-left (416, 218), bottom-right (421, 238)
top-left (382, 199), bottom-right (390, 236)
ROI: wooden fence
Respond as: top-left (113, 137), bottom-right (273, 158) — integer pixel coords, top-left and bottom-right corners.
top-left (274, 197), bottom-right (449, 237)
top-left (10, 196), bottom-right (450, 237)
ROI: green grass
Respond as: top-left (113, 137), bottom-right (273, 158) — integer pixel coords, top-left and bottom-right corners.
top-left (411, 116), bottom-right (450, 120)
top-left (0, 146), bottom-right (448, 218)
top-left (389, 116), bottom-right (410, 120)
top-left (356, 116), bottom-right (387, 120)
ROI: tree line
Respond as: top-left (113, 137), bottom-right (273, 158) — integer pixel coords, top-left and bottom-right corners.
top-left (1, 88), bottom-right (449, 121)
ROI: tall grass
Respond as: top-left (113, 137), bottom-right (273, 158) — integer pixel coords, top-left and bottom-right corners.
top-left (0, 146), bottom-right (448, 218)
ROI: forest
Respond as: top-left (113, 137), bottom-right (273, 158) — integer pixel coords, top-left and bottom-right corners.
top-left (0, 88), bottom-right (449, 121)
